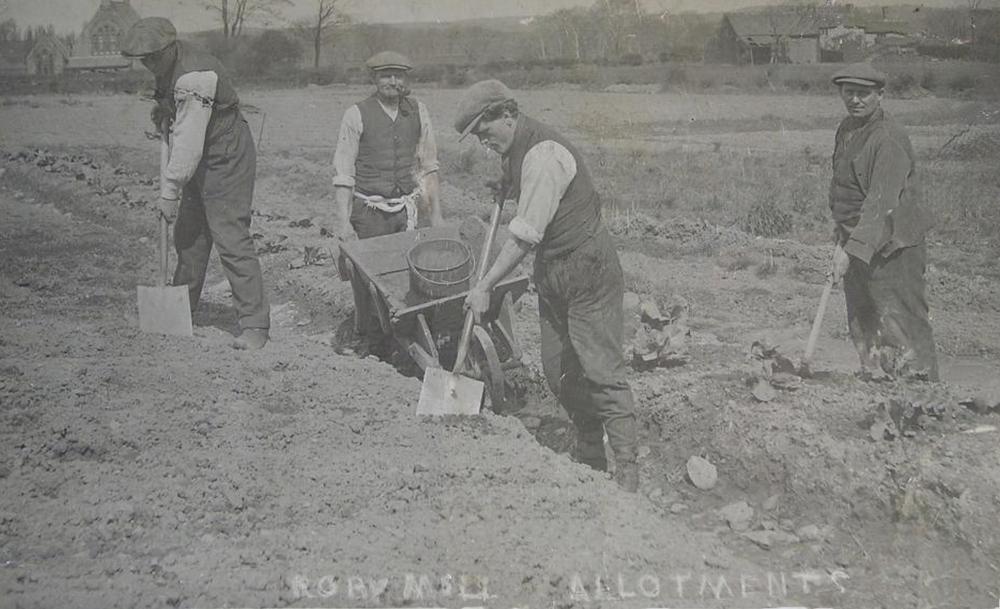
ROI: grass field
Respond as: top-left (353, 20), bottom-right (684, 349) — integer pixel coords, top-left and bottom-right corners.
top-left (2, 83), bottom-right (998, 261)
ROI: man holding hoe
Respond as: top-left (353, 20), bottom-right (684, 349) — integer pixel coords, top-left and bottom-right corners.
top-left (828, 63), bottom-right (938, 381)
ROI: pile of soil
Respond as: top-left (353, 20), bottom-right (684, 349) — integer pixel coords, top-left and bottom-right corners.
top-left (2, 141), bottom-right (999, 609)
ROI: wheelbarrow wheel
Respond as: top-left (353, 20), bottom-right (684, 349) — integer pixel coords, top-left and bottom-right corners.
top-left (470, 325), bottom-right (507, 413)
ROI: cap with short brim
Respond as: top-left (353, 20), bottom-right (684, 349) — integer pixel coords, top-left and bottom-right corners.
top-left (365, 51), bottom-right (413, 71)
top-left (454, 79), bottom-right (514, 141)
top-left (120, 17), bottom-right (177, 57)
top-left (831, 62), bottom-right (887, 88)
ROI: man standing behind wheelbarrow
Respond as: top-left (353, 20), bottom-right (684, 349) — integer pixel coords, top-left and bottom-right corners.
top-left (331, 51), bottom-right (443, 351)
top-left (828, 63), bottom-right (938, 381)
top-left (121, 17), bottom-right (270, 350)
top-left (455, 80), bottom-right (639, 492)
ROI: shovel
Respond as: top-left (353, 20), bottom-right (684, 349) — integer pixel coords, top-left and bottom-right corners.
top-left (137, 132), bottom-right (193, 337)
top-left (416, 191), bottom-right (505, 415)
top-left (800, 275), bottom-right (834, 377)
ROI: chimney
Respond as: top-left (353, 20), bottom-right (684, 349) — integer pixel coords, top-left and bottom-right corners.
top-left (881, 6), bottom-right (887, 20)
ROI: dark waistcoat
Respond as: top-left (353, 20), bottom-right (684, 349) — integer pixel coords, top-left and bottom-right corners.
top-left (503, 116), bottom-right (601, 262)
top-left (355, 95), bottom-right (421, 197)
top-left (155, 41), bottom-right (241, 145)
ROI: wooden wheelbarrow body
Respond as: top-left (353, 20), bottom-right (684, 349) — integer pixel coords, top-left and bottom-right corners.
top-left (338, 226), bottom-right (529, 411)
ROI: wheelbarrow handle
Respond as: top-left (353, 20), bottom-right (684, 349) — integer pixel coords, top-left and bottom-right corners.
top-left (453, 190), bottom-right (506, 375)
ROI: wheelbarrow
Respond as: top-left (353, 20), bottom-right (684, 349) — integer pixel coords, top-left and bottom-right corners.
top-left (338, 226), bottom-right (529, 412)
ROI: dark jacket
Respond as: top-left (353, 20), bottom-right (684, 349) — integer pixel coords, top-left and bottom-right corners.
top-left (829, 108), bottom-right (933, 263)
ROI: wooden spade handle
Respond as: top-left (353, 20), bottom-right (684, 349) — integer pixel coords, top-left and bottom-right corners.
top-left (452, 192), bottom-right (505, 375)
top-left (159, 132), bottom-right (170, 286)
top-left (804, 277), bottom-right (834, 364)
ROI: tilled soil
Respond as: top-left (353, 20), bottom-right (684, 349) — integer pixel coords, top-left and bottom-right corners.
top-left (2, 90), bottom-right (999, 609)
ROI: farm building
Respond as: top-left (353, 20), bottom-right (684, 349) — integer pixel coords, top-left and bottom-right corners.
top-left (67, 0), bottom-right (140, 71)
top-left (820, 19), bottom-right (916, 62)
top-left (971, 8), bottom-right (1000, 61)
top-left (25, 32), bottom-right (70, 75)
top-left (707, 12), bottom-right (822, 65)
top-left (0, 40), bottom-right (30, 75)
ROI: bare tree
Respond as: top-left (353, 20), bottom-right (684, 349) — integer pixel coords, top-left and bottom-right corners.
top-left (295, 0), bottom-right (350, 68)
top-left (204, 0), bottom-right (291, 38)
top-left (0, 17), bottom-right (18, 43)
top-left (551, 8), bottom-right (585, 60)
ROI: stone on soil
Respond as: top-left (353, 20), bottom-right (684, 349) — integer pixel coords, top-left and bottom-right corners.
top-left (686, 455), bottom-right (718, 490)
top-left (719, 501), bottom-right (753, 531)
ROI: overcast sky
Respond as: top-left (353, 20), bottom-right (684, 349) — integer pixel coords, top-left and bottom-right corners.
top-left (3, 0), bottom-right (978, 35)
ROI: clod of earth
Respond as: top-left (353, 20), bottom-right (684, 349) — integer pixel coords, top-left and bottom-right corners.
top-left (867, 391), bottom-right (952, 441)
top-left (287, 246), bottom-right (332, 269)
top-left (719, 500), bottom-right (754, 531)
top-left (795, 523), bottom-right (829, 542)
top-left (742, 529), bottom-right (800, 550)
top-left (960, 391), bottom-right (1000, 414)
top-left (750, 378), bottom-right (776, 402)
top-left (686, 455), bottom-right (718, 490)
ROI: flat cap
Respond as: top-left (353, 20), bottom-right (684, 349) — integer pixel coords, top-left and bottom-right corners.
top-left (831, 62), bottom-right (887, 88)
top-left (120, 17), bottom-right (176, 57)
top-left (365, 51), bottom-right (413, 71)
top-left (454, 79), bottom-right (514, 141)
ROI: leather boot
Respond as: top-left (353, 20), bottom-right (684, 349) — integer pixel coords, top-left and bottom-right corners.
top-left (614, 460), bottom-right (639, 493)
top-left (232, 328), bottom-right (269, 350)
top-left (572, 429), bottom-right (607, 472)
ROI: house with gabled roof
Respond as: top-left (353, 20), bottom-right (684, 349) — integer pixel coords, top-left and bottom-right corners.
top-left (707, 10), bottom-right (823, 65)
top-left (26, 31), bottom-right (71, 75)
top-left (0, 40), bottom-right (31, 75)
top-left (67, 0), bottom-right (141, 71)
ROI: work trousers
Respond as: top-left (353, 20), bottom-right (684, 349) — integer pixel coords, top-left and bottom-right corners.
top-left (347, 196), bottom-right (413, 340)
top-left (350, 196), bottom-right (409, 240)
top-left (536, 226), bottom-right (638, 470)
top-left (844, 243), bottom-right (938, 381)
top-left (173, 118), bottom-right (270, 330)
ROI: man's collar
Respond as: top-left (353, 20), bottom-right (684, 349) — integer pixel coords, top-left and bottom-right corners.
top-left (501, 115), bottom-right (526, 158)
top-left (848, 107), bottom-right (884, 127)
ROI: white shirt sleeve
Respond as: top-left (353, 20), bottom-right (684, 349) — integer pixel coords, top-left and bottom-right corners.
top-left (162, 70), bottom-right (217, 200)
top-left (332, 104), bottom-right (362, 189)
top-left (508, 140), bottom-right (577, 245)
top-left (415, 99), bottom-right (440, 179)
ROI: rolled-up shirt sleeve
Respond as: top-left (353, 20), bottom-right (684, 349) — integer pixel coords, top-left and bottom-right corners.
top-left (415, 100), bottom-right (440, 179)
top-left (508, 140), bottom-right (577, 245)
top-left (332, 104), bottom-right (362, 189)
top-left (162, 70), bottom-right (216, 200)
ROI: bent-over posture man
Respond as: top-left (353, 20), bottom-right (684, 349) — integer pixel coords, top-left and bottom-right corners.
top-left (122, 17), bottom-right (270, 350)
top-left (456, 80), bottom-right (639, 492)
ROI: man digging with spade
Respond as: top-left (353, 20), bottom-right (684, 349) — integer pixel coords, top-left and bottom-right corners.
top-left (455, 80), bottom-right (640, 492)
top-left (122, 17), bottom-right (270, 350)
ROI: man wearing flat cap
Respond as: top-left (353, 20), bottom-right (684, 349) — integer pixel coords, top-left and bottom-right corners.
top-left (331, 51), bottom-right (442, 350)
top-left (331, 51), bottom-right (442, 240)
top-left (456, 80), bottom-right (640, 492)
top-left (828, 62), bottom-right (938, 380)
top-left (122, 17), bottom-right (270, 350)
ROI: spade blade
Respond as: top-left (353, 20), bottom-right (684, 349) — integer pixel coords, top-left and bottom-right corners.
top-left (417, 366), bottom-right (484, 416)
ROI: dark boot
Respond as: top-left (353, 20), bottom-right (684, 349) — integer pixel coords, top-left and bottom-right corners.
top-left (614, 460), bottom-right (639, 493)
top-left (572, 429), bottom-right (607, 472)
